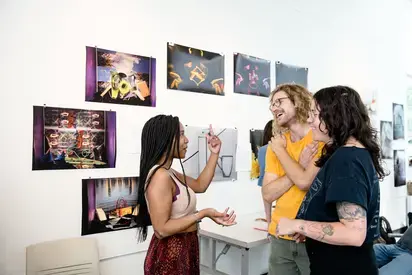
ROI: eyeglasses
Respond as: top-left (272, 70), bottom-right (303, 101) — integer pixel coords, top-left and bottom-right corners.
top-left (270, 97), bottom-right (289, 108)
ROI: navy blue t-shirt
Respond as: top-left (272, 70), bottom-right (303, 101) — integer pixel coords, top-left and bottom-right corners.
top-left (298, 147), bottom-right (380, 275)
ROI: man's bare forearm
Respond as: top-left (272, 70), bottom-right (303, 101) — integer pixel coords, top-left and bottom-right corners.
top-left (264, 201), bottom-right (272, 223)
top-left (262, 176), bottom-right (293, 203)
top-left (273, 148), bottom-right (310, 189)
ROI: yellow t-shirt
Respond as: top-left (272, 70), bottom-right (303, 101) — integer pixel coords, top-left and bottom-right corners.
top-left (265, 129), bottom-right (323, 239)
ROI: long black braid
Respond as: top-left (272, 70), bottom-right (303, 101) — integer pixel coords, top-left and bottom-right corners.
top-left (135, 114), bottom-right (191, 242)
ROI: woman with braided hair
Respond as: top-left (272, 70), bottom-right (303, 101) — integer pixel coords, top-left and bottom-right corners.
top-left (136, 114), bottom-right (237, 275)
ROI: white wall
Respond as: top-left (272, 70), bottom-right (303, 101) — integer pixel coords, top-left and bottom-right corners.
top-left (1, 0), bottom-right (412, 274)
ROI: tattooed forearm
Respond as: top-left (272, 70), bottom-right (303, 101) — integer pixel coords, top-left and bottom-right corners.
top-left (295, 202), bottom-right (367, 246)
top-left (303, 222), bottom-right (335, 241)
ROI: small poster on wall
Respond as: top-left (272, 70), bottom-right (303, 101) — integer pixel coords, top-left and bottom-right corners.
top-left (394, 150), bottom-right (406, 187)
top-left (85, 46), bottom-right (156, 107)
top-left (167, 42), bottom-right (225, 95)
top-left (275, 61), bottom-right (308, 88)
top-left (380, 121), bottom-right (393, 159)
top-left (82, 177), bottom-right (140, 235)
top-left (393, 103), bottom-right (405, 140)
top-left (32, 106), bottom-right (116, 170)
top-left (250, 129), bottom-right (264, 179)
top-left (407, 77), bottom-right (412, 137)
top-left (181, 126), bottom-right (237, 181)
top-left (234, 53), bottom-right (271, 97)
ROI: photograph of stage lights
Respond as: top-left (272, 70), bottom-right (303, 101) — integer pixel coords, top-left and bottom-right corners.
top-left (167, 42), bottom-right (225, 95)
top-left (275, 61), bottom-right (308, 88)
top-left (85, 46), bottom-right (156, 107)
top-left (32, 106), bottom-right (116, 170)
top-left (250, 129), bottom-right (264, 179)
top-left (234, 53), bottom-right (271, 97)
top-left (82, 176), bottom-right (140, 236)
top-left (182, 126), bottom-right (237, 181)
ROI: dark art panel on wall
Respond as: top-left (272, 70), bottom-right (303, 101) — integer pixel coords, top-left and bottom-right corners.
top-left (82, 177), bottom-right (141, 235)
top-left (250, 129), bottom-right (264, 179)
top-left (182, 126), bottom-right (237, 181)
top-left (32, 106), bottom-right (116, 170)
top-left (275, 61), bottom-right (308, 88)
top-left (167, 43), bottom-right (225, 95)
top-left (394, 150), bottom-right (406, 187)
top-left (234, 53), bottom-right (271, 97)
top-left (380, 121), bottom-right (393, 159)
top-left (393, 103), bottom-right (405, 140)
top-left (85, 46), bottom-right (156, 107)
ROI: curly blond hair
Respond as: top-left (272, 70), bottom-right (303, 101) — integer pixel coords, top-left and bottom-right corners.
top-left (269, 83), bottom-right (312, 136)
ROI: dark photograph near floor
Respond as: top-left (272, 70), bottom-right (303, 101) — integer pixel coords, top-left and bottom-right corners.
top-left (82, 176), bottom-right (140, 235)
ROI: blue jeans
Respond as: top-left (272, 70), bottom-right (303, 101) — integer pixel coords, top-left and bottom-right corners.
top-left (373, 243), bottom-right (412, 275)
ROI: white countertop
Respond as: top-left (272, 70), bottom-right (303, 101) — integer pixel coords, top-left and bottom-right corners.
top-left (199, 211), bottom-right (270, 249)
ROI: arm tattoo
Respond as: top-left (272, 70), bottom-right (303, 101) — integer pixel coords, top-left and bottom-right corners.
top-left (337, 202), bottom-right (367, 232)
top-left (337, 202), bottom-right (366, 221)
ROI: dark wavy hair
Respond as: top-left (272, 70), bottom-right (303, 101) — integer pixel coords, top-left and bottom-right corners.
top-left (313, 86), bottom-right (387, 180)
top-left (135, 114), bottom-right (190, 242)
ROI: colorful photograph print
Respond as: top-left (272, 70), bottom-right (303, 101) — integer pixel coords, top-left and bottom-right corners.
top-left (275, 61), bottom-right (308, 88)
top-left (32, 106), bottom-right (116, 170)
top-left (250, 129), bottom-right (264, 179)
top-left (234, 53), bottom-right (271, 97)
top-left (82, 177), bottom-right (140, 235)
top-left (167, 43), bottom-right (224, 95)
top-left (85, 46), bottom-right (156, 107)
top-left (181, 126), bottom-right (237, 181)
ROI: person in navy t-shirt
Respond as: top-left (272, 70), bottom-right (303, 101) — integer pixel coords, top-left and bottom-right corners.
top-left (274, 86), bottom-right (387, 275)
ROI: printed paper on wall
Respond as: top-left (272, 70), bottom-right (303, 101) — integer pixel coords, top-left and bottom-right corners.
top-left (393, 103), bottom-right (405, 140)
top-left (32, 106), bottom-right (116, 170)
top-left (82, 177), bottom-right (140, 235)
top-left (181, 126), bottom-right (237, 181)
top-left (394, 150), bottom-right (406, 187)
top-left (234, 53), bottom-right (271, 97)
top-left (250, 129), bottom-right (264, 179)
top-left (85, 46), bottom-right (156, 107)
top-left (167, 43), bottom-right (225, 95)
top-left (380, 121), bottom-right (393, 159)
top-left (275, 61), bottom-right (308, 88)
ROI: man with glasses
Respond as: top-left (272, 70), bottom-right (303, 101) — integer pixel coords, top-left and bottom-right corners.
top-left (262, 84), bottom-right (322, 275)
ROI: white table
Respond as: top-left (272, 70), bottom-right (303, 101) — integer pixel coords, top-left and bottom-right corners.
top-left (199, 211), bottom-right (270, 275)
